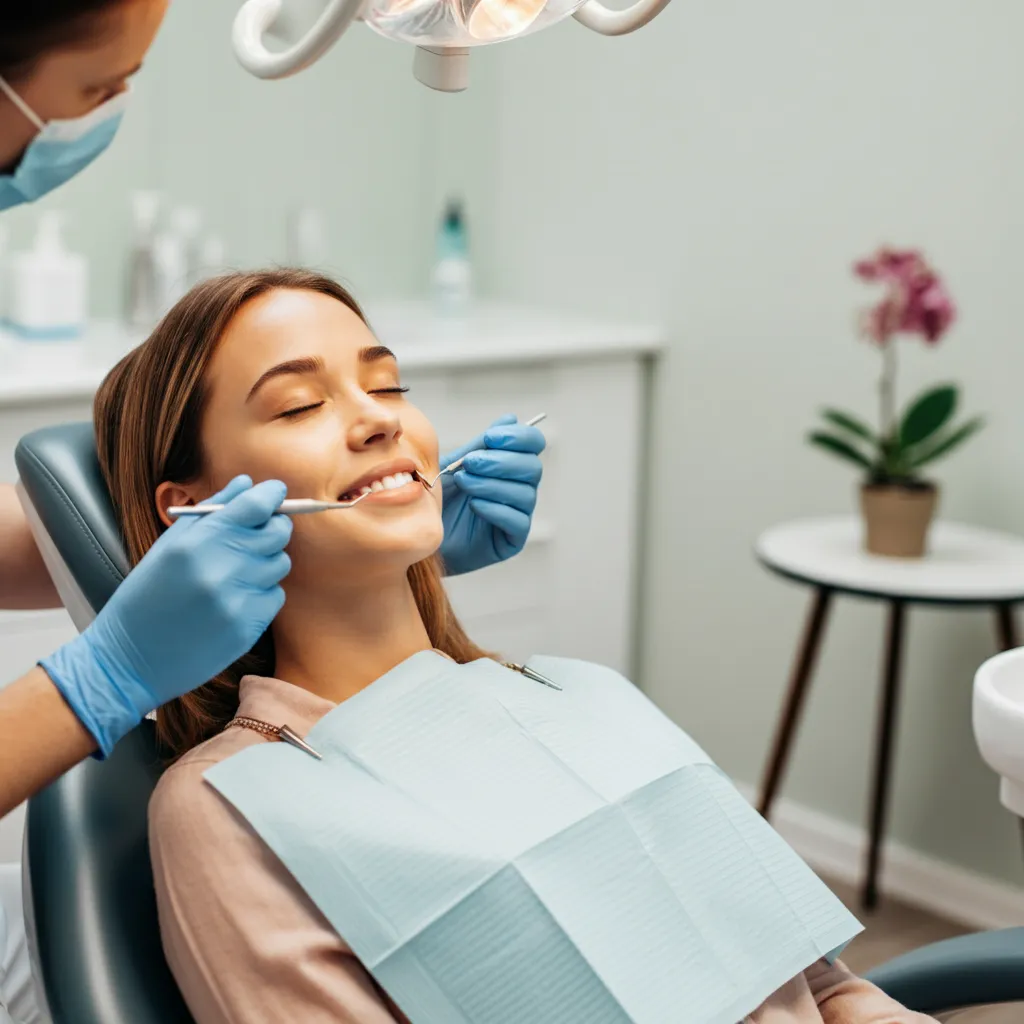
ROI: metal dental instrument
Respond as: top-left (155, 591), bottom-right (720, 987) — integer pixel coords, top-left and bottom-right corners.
top-left (417, 412), bottom-right (547, 489)
top-left (167, 494), bottom-right (373, 518)
top-left (167, 413), bottom-right (548, 517)
top-left (504, 661), bottom-right (562, 691)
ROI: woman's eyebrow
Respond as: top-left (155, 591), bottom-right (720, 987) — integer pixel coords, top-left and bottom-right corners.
top-left (360, 345), bottom-right (397, 363)
top-left (246, 356), bottom-right (326, 402)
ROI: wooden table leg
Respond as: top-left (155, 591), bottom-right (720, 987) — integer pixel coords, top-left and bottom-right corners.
top-left (995, 603), bottom-right (1020, 651)
top-left (863, 600), bottom-right (907, 910)
top-left (757, 588), bottom-right (833, 819)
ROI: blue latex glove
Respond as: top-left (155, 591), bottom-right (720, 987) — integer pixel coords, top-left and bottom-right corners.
top-left (41, 476), bottom-right (293, 757)
top-left (439, 415), bottom-right (545, 576)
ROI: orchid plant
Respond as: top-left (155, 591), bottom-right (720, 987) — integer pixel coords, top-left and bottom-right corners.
top-left (808, 248), bottom-right (983, 488)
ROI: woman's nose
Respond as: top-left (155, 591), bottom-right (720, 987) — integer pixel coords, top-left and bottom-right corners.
top-left (347, 393), bottom-right (403, 449)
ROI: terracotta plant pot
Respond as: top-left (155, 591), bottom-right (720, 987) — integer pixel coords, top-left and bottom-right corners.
top-left (859, 483), bottom-right (939, 558)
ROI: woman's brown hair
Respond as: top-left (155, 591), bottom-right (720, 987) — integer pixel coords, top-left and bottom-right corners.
top-left (95, 268), bottom-right (489, 758)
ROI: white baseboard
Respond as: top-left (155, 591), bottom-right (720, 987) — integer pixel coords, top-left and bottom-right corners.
top-left (736, 783), bottom-right (1024, 932)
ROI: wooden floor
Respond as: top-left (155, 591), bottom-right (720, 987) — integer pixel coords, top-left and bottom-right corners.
top-left (827, 878), bottom-right (1018, 1022)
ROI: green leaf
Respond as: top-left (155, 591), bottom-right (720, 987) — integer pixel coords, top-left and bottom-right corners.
top-left (820, 408), bottom-right (876, 443)
top-left (900, 385), bottom-right (957, 448)
top-left (908, 417), bottom-right (985, 469)
top-left (808, 431), bottom-right (874, 470)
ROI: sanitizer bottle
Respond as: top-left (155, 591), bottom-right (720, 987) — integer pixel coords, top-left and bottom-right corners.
top-left (7, 212), bottom-right (87, 339)
top-left (125, 191), bottom-right (161, 329)
top-left (432, 199), bottom-right (472, 316)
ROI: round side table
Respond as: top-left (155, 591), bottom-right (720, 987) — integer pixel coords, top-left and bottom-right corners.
top-left (755, 516), bottom-right (1024, 910)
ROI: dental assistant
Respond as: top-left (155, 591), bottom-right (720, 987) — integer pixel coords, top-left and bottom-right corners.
top-left (0, 1), bottom-right (546, 815)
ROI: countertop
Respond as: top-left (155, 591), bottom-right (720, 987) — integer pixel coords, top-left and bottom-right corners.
top-left (0, 302), bottom-right (664, 407)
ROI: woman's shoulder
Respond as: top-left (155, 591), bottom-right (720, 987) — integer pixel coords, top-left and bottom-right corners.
top-left (149, 726), bottom-right (270, 834)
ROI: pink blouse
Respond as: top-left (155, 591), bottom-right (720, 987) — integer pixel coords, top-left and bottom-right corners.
top-left (148, 675), bottom-right (934, 1024)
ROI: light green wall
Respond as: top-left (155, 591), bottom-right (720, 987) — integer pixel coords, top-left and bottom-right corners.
top-left (478, 1), bottom-right (1024, 887)
top-left (9, 1), bottom-right (1023, 888)
top-left (2, 2), bottom-right (503, 317)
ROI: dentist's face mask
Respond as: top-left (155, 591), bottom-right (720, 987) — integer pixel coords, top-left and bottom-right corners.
top-left (0, 76), bottom-right (128, 212)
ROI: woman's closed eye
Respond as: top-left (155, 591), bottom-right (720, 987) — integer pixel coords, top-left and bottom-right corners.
top-left (276, 386), bottom-right (409, 419)
top-left (277, 401), bottom-right (325, 419)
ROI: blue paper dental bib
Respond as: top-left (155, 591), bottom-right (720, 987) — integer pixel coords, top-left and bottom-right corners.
top-left (205, 652), bottom-right (861, 1024)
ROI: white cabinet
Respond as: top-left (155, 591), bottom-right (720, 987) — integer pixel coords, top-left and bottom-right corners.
top-left (0, 307), bottom-right (662, 860)
top-left (418, 356), bottom-right (647, 673)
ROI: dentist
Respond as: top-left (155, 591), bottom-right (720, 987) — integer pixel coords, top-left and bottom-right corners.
top-left (0, 1), bottom-right (545, 813)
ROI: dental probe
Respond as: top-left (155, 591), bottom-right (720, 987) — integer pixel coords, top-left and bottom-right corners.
top-left (167, 495), bottom-right (375, 518)
top-left (417, 413), bottom-right (547, 488)
top-left (166, 413), bottom-right (547, 518)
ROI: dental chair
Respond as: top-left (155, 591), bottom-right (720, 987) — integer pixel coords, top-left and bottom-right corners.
top-left (15, 422), bottom-right (194, 1024)
top-left (13, 421), bottom-right (1024, 1023)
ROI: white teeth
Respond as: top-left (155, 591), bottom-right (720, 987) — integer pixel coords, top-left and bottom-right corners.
top-left (344, 471), bottom-right (416, 499)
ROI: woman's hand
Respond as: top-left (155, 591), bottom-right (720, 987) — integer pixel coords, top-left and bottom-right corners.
top-left (438, 415), bottom-right (545, 576)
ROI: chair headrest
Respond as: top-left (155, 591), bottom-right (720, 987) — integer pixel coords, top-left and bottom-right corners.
top-left (15, 423), bottom-right (129, 630)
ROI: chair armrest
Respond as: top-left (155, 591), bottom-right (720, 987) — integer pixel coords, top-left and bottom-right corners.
top-left (865, 928), bottom-right (1024, 1013)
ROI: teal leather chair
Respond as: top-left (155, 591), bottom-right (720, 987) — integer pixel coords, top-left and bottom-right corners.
top-left (865, 928), bottom-right (1024, 1015)
top-left (16, 423), bottom-right (194, 1024)
top-left (12, 421), bottom-right (1024, 1021)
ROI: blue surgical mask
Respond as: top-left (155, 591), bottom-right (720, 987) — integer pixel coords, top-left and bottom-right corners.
top-left (0, 76), bottom-right (129, 212)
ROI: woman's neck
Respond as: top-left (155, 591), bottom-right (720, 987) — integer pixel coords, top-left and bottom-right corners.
top-left (270, 572), bottom-right (432, 704)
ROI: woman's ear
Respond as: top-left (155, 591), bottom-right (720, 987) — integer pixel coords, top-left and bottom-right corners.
top-left (155, 481), bottom-right (203, 528)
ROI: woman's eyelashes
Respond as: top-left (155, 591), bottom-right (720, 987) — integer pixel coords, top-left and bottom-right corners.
top-left (277, 401), bottom-right (325, 420)
top-left (275, 387), bottom-right (409, 419)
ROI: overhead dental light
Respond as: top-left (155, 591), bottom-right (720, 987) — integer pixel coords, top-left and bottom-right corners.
top-left (233, 0), bottom-right (675, 92)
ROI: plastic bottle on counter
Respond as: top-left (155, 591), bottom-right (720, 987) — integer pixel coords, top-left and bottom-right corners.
top-left (198, 234), bottom-right (227, 282)
top-left (7, 212), bottom-right (87, 339)
top-left (153, 228), bottom-right (188, 316)
top-left (171, 205), bottom-right (204, 288)
top-left (287, 206), bottom-right (328, 268)
top-left (432, 199), bottom-right (471, 317)
top-left (125, 190), bottom-right (161, 329)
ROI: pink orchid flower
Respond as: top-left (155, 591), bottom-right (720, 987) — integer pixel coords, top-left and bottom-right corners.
top-left (854, 247), bottom-right (956, 344)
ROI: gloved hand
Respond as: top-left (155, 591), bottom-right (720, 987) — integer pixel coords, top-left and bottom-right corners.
top-left (439, 415), bottom-right (545, 576)
top-left (41, 476), bottom-right (292, 757)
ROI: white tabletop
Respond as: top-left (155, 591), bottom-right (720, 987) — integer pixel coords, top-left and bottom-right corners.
top-left (756, 517), bottom-right (1024, 604)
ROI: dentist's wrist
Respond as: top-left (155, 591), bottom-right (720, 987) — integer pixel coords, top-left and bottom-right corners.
top-left (40, 631), bottom-right (140, 759)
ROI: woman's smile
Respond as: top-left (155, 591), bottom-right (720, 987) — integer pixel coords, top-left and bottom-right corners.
top-left (338, 463), bottom-right (427, 508)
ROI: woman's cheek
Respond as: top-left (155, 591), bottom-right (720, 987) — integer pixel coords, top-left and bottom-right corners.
top-left (242, 442), bottom-right (326, 495)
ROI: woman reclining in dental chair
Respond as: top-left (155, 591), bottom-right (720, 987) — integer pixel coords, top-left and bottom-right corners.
top-left (92, 268), bottom-right (936, 1024)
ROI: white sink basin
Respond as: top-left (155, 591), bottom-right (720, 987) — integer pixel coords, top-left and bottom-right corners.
top-left (974, 648), bottom-right (1024, 816)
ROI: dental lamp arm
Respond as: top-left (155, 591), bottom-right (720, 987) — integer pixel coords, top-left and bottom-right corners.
top-left (572, 0), bottom-right (674, 36)
top-left (233, 0), bottom-right (365, 80)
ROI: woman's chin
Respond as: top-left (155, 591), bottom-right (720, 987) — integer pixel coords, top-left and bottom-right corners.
top-left (296, 503), bottom-right (443, 566)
